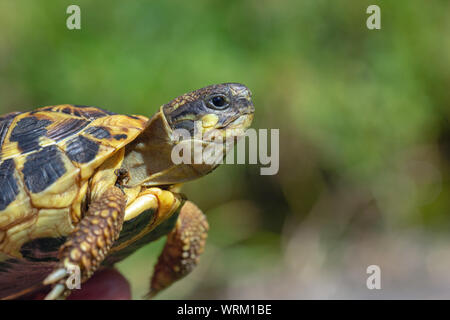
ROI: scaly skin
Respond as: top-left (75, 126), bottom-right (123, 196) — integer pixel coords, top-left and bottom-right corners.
top-left (44, 186), bottom-right (126, 299)
top-left (148, 201), bottom-right (209, 298)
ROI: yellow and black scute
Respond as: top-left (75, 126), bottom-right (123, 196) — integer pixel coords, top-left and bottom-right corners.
top-left (0, 105), bottom-right (147, 260)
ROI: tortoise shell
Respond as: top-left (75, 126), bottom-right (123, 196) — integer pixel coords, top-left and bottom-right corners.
top-left (0, 105), bottom-right (148, 260)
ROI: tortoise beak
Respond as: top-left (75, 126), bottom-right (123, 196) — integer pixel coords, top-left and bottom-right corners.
top-left (227, 113), bottom-right (254, 130)
top-left (219, 83), bottom-right (254, 129)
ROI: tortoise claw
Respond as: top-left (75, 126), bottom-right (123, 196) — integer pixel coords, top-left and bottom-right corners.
top-left (43, 267), bottom-right (72, 300)
top-left (44, 284), bottom-right (66, 300)
top-left (43, 268), bottom-right (68, 285)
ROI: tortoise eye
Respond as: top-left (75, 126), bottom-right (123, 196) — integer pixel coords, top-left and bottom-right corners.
top-left (207, 95), bottom-right (229, 110)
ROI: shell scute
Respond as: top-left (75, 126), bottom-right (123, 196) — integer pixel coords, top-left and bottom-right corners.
top-left (9, 116), bottom-right (53, 154)
top-left (0, 159), bottom-right (19, 211)
top-left (22, 145), bottom-right (67, 194)
top-left (36, 104), bottom-right (115, 120)
top-left (0, 105), bottom-right (148, 258)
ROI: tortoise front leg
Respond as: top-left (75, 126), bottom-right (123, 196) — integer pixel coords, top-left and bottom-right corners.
top-left (43, 186), bottom-right (126, 300)
top-left (148, 201), bottom-right (209, 298)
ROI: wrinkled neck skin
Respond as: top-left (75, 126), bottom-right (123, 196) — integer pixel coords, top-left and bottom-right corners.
top-left (120, 108), bottom-right (219, 188)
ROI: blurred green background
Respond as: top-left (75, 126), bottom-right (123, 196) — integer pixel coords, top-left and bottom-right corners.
top-left (1, 0), bottom-right (449, 298)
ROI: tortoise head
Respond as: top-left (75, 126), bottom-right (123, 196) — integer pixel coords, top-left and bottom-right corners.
top-left (122, 83), bottom-right (254, 187)
top-left (163, 83), bottom-right (254, 137)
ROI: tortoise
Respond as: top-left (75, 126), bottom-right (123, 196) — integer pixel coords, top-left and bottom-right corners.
top-left (0, 83), bottom-right (254, 299)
